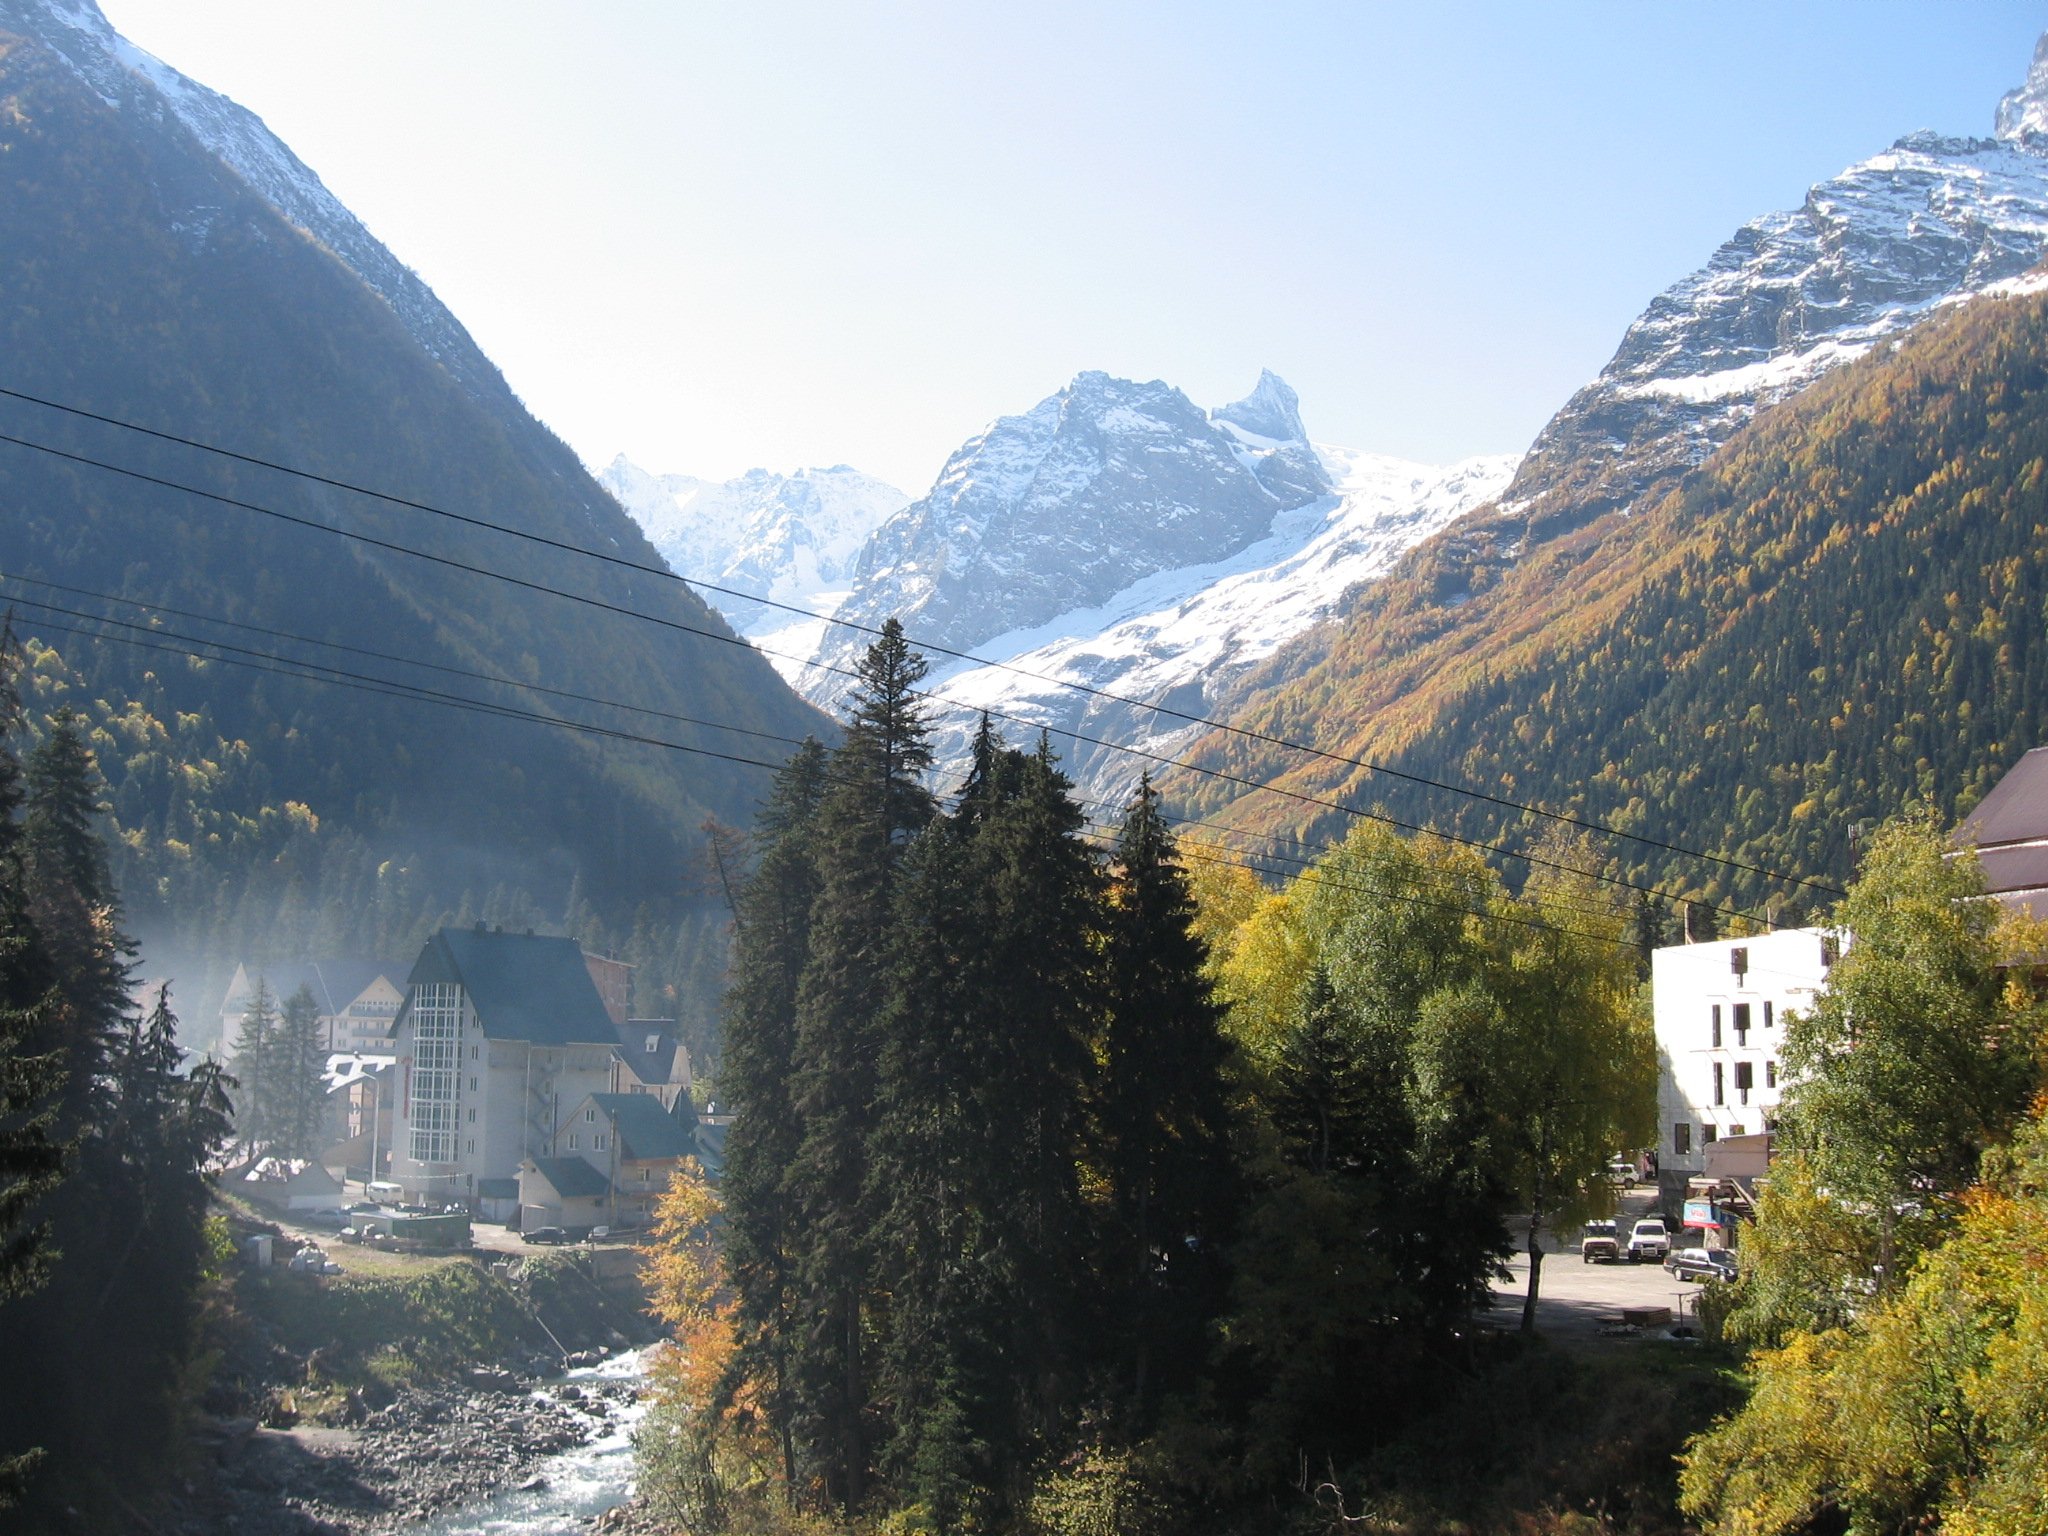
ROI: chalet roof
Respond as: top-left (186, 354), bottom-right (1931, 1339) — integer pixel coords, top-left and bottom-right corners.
top-left (1957, 747), bottom-right (2048, 853)
top-left (613, 1019), bottom-right (682, 1086)
top-left (589, 1092), bottom-right (697, 1162)
top-left (227, 960), bottom-right (400, 1015)
top-left (403, 929), bottom-right (616, 1047)
top-left (528, 1156), bottom-right (610, 1200)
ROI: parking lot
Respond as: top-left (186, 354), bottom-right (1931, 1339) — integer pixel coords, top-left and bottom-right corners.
top-left (1485, 1184), bottom-right (1719, 1340)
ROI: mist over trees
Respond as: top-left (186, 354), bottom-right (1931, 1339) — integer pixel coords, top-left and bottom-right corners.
top-left (0, 638), bottom-right (235, 1525)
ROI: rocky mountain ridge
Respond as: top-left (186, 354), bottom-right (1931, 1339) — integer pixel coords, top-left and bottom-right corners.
top-left (801, 369), bottom-right (1336, 707)
top-left (599, 458), bottom-right (908, 643)
top-left (1169, 26), bottom-right (2048, 863)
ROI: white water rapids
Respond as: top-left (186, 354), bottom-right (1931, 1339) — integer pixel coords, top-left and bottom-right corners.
top-left (404, 1347), bottom-right (652, 1535)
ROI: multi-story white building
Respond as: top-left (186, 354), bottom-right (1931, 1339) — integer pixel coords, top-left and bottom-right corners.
top-left (388, 926), bottom-right (627, 1203)
top-left (1651, 926), bottom-right (1838, 1207)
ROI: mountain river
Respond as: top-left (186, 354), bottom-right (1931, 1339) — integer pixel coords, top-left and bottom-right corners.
top-left (404, 1348), bottom-right (651, 1535)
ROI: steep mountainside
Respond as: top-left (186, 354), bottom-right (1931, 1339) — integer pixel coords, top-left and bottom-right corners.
top-left (923, 445), bottom-right (1514, 804)
top-left (804, 370), bottom-right (1333, 706)
top-left (1170, 32), bottom-right (2048, 899)
top-left (599, 458), bottom-right (907, 649)
top-left (1174, 276), bottom-right (2048, 911)
top-left (0, 0), bottom-right (825, 1011)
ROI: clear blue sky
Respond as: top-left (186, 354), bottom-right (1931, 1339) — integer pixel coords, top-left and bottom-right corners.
top-left (99, 2), bottom-right (2048, 492)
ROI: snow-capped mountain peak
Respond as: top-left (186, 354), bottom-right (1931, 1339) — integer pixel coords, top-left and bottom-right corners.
top-left (1212, 368), bottom-right (1309, 444)
top-left (600, 458), bottom-right (909, 641)
top-left (1997, 30), bottom-right (2048, 145)
top-left (800, 369), bottom-right (1337, 704)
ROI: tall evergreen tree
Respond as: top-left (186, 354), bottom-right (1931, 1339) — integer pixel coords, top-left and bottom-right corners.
top-left (865, 725), bottom-right (1103, 1519)
top-left (0, 633), bottom-right (65, 1510)
top-left (270, 984), bottom-right (328, 1161)
top-left (232, 978), bottom-right (279, 1156)
top-left (20, 709), bottom-right (126, 1132)
top-left (787, 620), bottom-right (935, 1509)
top-left (719, 736), bottom-right (829, 1490)
top-left (1094, 775), bottom-right (1235, 1409)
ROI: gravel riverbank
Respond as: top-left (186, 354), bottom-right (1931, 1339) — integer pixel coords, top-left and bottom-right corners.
top-left (152, 1369), bottom-right (642, 1535)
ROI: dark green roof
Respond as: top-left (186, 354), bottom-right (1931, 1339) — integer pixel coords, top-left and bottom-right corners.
top-left (403, 928), bottom-right (615, 1047)
top-left (529, 1156), bottom-right (610, 1200)
top-left (693, 1119), bottom-right (728, 1180)
top-left (590, 1092), bottom-right (696, 1161)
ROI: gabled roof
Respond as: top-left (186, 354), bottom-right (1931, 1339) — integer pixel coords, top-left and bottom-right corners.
top-left (589, 1092), bottom-right (697, 1161)
top-left (1958, 747), bottom-right (2048, 853)
top-left (613, 1019), bottom-right (683, 1086)
top-left (403, 928), bottom-right (616, 1047)
top-left (528, 1156), bottom-right (611, 1200)
top-left (227, 960), bottom-right (401, 1015)
top-left (692, 1118), bottom-right (728, 1180)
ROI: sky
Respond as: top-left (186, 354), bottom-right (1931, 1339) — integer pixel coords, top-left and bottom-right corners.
top-left (96, 3), bottom-right (2048, 494)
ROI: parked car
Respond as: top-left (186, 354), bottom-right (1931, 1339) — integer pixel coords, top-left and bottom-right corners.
top-left (1606, 1156), bottom-right (1636, 1185)
top-left (1627, 1217), bottom-right (1671, 1262)
top-left (1580, 1219), bottom-right (1621, 1263)
top-left (1665, 1247), bottom-right (1739, 1283)
top-left (521, 1226), bottom-right (568, 1246)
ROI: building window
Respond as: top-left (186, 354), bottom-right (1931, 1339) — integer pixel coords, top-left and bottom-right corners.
top-left (467, 1108), bottom-right (476, 1124)
top-left (469, 1076), bottom-right (477, 1093)
top-left (646, 1033), bottom-right (660, 1053)
top-left (640, 1166), bottom-right (651, 1183)
top-left (1735, 1061), bottom-right (1753, 1104)
top-left (1764, 1000), bottom-right (1775, 1029)
top-left (1766, 1060), bottom-right (1778, 1088)
top-left (586, 1107), bottom-right (597, 1122)
top-left (595, 1134), bottom-right (608, 1151)
top-left (1733, 1002), bottom-right (1751, 1044)
top-left (568, 1133), bottom-right (580, 1150)
top-left (467, 1138), bottom-right (475, 1154)
top-left (1821, 935), bottom-right (1840, 969)
top-left (407, 982), bottom-right (461, 1164)
top-left (1673, 1122), bottom-right (1692, 1156)
top-left (472, 1046), bottom-right (479, 1060)
top-left (1730, 946), bottom-right (1748, 977)
top-left (1703, 1125), bottom-right (1719, 1145)
top-left (1713, 1062), bottom-right (1725, 1105)
top-left (1710, 1005), bottom-right (1722, 1048)
top-left (1728, 1124), bottom-right (1745, 1137)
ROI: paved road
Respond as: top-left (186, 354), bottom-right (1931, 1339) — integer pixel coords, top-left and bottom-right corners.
top-left (1485, 1183), bottom-right (1716, 1340)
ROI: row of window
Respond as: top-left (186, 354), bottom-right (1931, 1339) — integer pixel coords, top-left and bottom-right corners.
top-left (1710, 1059), bottom-right (1777, 1105)
top-left (1708, 1000), bottom-right (1775, 1047)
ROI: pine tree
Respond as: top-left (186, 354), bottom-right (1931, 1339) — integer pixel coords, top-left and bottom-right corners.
top-left (20, 709), bottom-right (128, 1132)
top-left (233, 978), bottom-right (279, 1156)
top-left (0, 635), bottom-right (64, 1511)
top-left (1094, 775), bottom-right (1235, 1409)
top-left (271, 984), bottom-right (328, 1161)
top-left (719, 736), bottom-right (828, 1490)
top-left (786, 620), bottom-right (935, 1509)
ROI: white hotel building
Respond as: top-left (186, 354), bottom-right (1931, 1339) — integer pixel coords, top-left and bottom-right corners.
top-left (1650, 926), bottom-right (1838, 1206)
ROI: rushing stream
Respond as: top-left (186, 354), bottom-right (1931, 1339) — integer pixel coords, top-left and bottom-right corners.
top-left (403, 1348), bottom-right (651, 1536)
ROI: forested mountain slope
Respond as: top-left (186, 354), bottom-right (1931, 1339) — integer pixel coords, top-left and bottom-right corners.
top-left (0, 6), bottom-right (825, 1020)
top-left (1172, 279), bottom-right (2048, 911)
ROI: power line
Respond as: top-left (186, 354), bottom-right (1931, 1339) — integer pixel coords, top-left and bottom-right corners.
top-left (2, 564), bottom-right (1768, 929)
top-left (13, 604), bottom-right (1633, 948)
top-left (0, 431), bottom-right (1783, 924)
top-left (0, 384), bottom-right (1842, 899)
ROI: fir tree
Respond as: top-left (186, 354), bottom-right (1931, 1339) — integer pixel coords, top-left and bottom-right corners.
top-left (786, 620), bottom-right (934, 1509)
top-left (232, 978), bottom-right (279, 1156)
top-left (719, 736), bottom-right (828, 1490)
top-left (270, 984), bottom-right (328, 1161)
top-left (1094, 774), bottom-right (1235, 1409)
top-left (20, 709), bottom-right (127, 1132)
